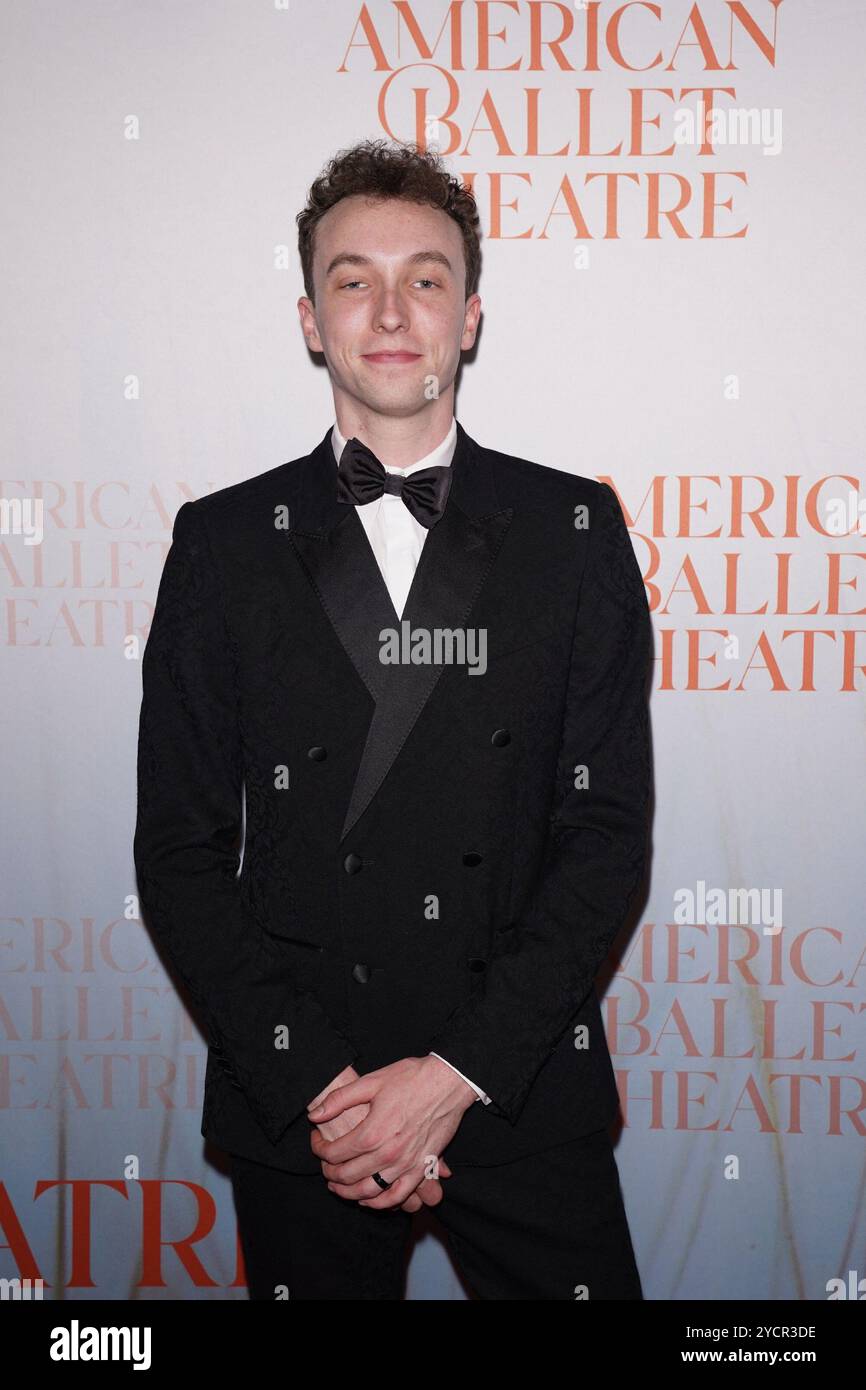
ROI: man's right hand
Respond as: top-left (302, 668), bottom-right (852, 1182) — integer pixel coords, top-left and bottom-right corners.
top-left (307, 1064), bottom-right (451, 1212)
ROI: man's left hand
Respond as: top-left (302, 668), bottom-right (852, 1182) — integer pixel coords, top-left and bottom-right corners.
top-left (307, 1055), bottom-right (477, 1210)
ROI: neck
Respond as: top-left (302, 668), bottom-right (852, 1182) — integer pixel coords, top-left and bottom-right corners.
top-left (333, 395), bottom-right (455, 469)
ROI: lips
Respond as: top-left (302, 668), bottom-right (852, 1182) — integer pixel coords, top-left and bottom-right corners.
top-left (362, 352), bottom-right (422, 363)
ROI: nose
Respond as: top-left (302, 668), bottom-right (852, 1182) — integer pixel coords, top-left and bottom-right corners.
top-left (372, 286), bottom-right (410, 333)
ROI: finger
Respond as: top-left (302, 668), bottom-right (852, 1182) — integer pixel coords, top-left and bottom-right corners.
top-left (419, 1155), bottom-right (451, 1182)
top-left (319, 1143), bottom-right (395, 1183)
top-left (311, 1121), bottom-right (380, 1166)
top-left (328, 1166), bottom-right (438, 1208)
top-left (415, 1179), bottom-right (444, 1208)
top-left (400, 1194), bottom-right (423, 1213)
top-left (306, 1076), bottom-right (376, 1122)
top-left (324, 1167), bottom-right (402, 1201)
top-left (358, 1170), bottom-right (425, 1212)
top-left (325, 1178), bottom-right (375, 1201)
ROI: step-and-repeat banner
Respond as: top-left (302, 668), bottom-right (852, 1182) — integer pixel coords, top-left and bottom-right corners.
top-left (3, 1), bottom-right (863, 1300)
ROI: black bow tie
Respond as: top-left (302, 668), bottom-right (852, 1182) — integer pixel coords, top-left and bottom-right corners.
top-left (336, 437), bottom-right (453, 529)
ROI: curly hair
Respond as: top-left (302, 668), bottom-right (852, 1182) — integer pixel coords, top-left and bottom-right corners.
top-left (296, 138), bottom-right (481, 304)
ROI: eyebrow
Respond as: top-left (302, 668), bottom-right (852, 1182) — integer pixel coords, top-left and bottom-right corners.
top-left (324, 250), bottom-right (453, 278)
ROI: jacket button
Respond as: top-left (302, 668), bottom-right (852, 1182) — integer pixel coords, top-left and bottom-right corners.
top-left (307, 746), bottom-right (327, 761)
top-left (468, 958), bottom-right (486, 972)
top-left (343, 853), bottom-right (363, 874)
top-left (463, 851), bottom-right (483, 867)
top-left (491, 728), bottom-right (511, 746)
top-left (352, 962), bottom-right (371, 984)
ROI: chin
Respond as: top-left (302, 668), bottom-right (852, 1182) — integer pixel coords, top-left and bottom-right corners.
top-left (364, 388), bottom-right (426, 414)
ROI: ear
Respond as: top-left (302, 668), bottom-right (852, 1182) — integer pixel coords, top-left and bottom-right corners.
top-left (461, 293), bottom-right (482, 349)
top-left (298, 296), bottom-right (323, 353)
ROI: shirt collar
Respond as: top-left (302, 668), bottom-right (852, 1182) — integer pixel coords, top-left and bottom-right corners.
top-left (331, 416), bottom-right (457, 476)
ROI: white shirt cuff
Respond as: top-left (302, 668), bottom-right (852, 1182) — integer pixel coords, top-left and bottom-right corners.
top-left (428, 1052), bottom-right (491, 1105)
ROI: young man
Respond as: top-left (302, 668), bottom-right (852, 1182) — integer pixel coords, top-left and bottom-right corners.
top-left (134, 138), bottom-right (652, 1301)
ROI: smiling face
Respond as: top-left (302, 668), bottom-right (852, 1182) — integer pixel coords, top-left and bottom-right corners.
top-left (297, 194), bottom-right (481, 432)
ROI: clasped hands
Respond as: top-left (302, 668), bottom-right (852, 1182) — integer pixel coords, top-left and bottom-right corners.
top-left (306, 1056), bottom-right (476, 1212)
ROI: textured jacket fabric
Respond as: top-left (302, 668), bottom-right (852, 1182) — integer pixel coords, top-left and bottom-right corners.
top-left (133, 421), bottom-right (652, 1173)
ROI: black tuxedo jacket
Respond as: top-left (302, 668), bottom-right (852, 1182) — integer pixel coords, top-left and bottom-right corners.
top-left (133, 420), bottom-right (652, 1174)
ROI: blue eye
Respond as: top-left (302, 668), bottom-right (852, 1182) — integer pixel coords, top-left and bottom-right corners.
top-left (338, 277), bottom-right (439, 291)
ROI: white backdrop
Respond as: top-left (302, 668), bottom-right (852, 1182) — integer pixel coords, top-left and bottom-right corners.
top-left (2, 0), bottom-right (864, 1300)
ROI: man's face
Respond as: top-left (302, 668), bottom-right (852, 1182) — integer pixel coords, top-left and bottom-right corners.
top-left (298, 194), bottom-right (480, 420)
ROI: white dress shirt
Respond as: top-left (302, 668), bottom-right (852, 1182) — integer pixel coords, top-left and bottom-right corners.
top-left (331, 416), bottom-right (491, 1108)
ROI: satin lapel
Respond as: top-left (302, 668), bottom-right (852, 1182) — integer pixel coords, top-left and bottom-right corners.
top-left (287, 422), bottom-right (513, 842)
top-left (287, 428), bottom-right (398, 706)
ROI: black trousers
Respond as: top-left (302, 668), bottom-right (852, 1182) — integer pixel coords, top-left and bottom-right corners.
top-left (229, 1126), bottom-right (642, 1301)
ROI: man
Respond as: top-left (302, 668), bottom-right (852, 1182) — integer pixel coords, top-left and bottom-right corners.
top-left (134, 138), bottom-right (652, 1300)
